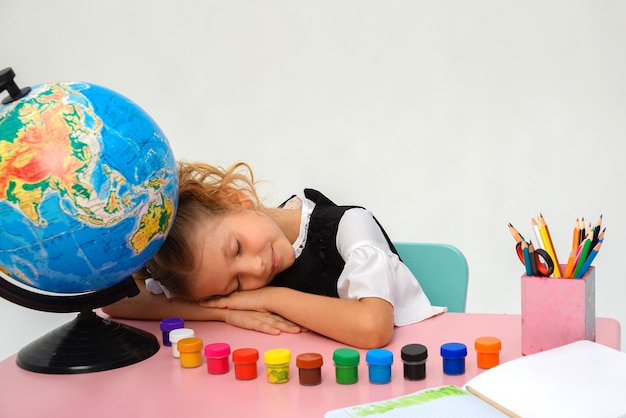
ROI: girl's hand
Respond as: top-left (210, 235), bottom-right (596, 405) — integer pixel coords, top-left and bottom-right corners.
top-left (221, 309), bottom-right (304, 335)
top-left (200, 288), bottom-right (271, 312)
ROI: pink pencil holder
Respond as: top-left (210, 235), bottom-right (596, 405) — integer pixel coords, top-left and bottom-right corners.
top-left (521, 265), bottom-right (595, 355)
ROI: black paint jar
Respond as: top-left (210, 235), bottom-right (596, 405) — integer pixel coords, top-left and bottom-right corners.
top-left (401, 344), bottom-right (428, 381)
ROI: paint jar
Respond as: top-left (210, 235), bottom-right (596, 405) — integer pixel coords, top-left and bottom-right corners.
top-left (440, 342), bottom-right (467, 375)
top-left (475, 336), bottom-right (502, 369)
top-left (232, 348), bottom-right (259, 380)
top-left (296, 353), bottom-right (323, 386)
top-left (204, 342), bottom-right (231, 374)
top-left (264, 348), bottom-right (291, 384)
top-left (169, 328), bottom-right (195, 358)
top-left (333, 348), bottom-right (360, 385)
top-left (159, 317), bottom-right (184, 346)
top-left (366, 349), bottom-right (393, 384)
top-left (401, 343), bottom-right (428, 381)
top-left (178, 337), bottom-right (204, 368)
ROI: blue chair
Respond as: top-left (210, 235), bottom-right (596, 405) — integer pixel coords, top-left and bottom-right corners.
top-left (393, 242), bottom-right (469, 313)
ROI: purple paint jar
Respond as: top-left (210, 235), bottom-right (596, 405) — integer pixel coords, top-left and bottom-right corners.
top-left (159, 317), bottom-right (184, 346)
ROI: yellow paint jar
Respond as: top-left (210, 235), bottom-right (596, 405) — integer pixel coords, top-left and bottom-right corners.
top-left (264, 348), bottom-right (291, 384)
top-left (178, 337), bottom-right (203, 368)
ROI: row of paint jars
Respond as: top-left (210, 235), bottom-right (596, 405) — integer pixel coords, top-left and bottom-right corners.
top-left (160, 318), bottom-right (501, 384)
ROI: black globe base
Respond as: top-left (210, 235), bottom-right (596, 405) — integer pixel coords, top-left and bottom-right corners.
top-left (16, 310), bottom-right (160, 374)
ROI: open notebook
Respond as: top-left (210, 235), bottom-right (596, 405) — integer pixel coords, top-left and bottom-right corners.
top-left (325, 385), bottom-right (506, 417)
top-left (326, 341), bottom-right (626, 418)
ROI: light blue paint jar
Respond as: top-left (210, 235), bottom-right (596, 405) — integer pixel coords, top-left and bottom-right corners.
top-left (366, 348), bottom-right (394, 384)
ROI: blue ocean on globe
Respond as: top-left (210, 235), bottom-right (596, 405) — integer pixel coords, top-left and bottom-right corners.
top-left (0, 81), bottom-right (178, 293)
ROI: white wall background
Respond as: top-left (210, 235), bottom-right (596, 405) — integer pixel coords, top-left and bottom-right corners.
top-left (2, 0), bottom-right (625, 360)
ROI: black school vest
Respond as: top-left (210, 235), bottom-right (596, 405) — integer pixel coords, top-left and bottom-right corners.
top-left (268, 189), bottom-right (398, 297)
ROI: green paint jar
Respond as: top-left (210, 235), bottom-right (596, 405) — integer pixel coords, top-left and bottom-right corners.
top-left (333, 348), bottom-right (360, 384)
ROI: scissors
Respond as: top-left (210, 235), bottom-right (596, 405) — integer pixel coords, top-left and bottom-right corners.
top-left (515, 241), bottom-right (554, 277)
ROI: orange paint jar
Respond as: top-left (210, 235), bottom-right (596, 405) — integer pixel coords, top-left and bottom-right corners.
top-left (178, 337), bottom-right (204, 368)
top-left (475, 336), bottom-right (501, 369)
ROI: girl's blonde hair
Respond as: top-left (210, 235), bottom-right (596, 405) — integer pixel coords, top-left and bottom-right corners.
top-left (144, 161), bottom-right (262, 299)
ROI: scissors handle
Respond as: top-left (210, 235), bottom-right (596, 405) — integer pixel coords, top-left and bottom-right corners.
top-left (516, 242), bottom-right (555, 276)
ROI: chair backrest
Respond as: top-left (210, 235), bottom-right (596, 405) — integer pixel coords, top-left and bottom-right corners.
top-left (393, 242), bottom-right (469, 313)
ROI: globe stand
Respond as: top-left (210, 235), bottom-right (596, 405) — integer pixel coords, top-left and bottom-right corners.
top-left (0, 276), bottom-right (160, 374)
top-left (16, 310), bottom-right (159, 374)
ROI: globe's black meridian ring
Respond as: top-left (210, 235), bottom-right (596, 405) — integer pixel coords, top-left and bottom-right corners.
top-left (0, 276), bottom-right (140, 313)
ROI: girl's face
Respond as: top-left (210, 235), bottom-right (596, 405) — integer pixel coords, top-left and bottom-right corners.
top-left (190, 209), bottom-right (295, 300)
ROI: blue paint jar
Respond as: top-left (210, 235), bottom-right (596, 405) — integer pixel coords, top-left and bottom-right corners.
top-left (440, 342), bottom-right (467, 375)
top-left (159, 317), bottom-right (184, 346)
top-left (366, 348), bottom-right (393, 384)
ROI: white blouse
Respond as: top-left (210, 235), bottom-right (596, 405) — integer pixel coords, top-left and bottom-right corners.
top-left (288, 192), bottom-right (446, 326)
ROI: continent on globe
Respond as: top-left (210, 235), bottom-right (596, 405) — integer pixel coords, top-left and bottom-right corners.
top-left (131, 194), bottom-right (176, 253)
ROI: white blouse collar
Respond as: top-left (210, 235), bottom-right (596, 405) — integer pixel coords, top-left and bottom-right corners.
top-left (283, 192), bottom-right (315, 258)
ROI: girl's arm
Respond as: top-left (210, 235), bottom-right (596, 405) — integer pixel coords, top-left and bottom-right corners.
top-left (102, 279), bottom-right (304, 335)
top-left (202, 287), bottom-right (394, 349)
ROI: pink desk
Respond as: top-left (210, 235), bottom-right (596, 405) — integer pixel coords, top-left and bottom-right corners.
top-left (0, 312), bottom-right (620, 418)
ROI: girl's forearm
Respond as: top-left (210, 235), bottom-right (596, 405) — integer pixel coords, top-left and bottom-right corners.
top-left (102, 280), bottom-right (227, 322)
top-left (262, 287), bottom-right (394, 349)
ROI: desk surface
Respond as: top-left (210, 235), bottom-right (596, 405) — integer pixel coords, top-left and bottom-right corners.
top-left (0, 312), bottom-right (620, 418)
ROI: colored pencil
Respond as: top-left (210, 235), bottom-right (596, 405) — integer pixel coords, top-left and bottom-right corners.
top-left (575, 242), bottom-right (602, 278)
top-left (571, 218), bottom-right (580, 252)
top-left (563, 250), bottom-right (577, 278)
top-left (580, 217), bottom-right (586, 245)
top-left (521, 240), bottom-right (533, 276)
top-left (572, 237), bottom-right (592, 278)
top-left (512, 223), bottom-right (524, 242)
top-left (591, 215), bottom-right (603, 248)
top-left (528, 241), bottom-right (539, 276)
top-left (538, 214), bottom-right (562, 278)
top-left (531, 217), bottom-right (545, 250)
top-left (508, 223), bottom-right (524, 244)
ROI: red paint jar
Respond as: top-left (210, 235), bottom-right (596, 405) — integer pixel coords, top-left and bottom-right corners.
top-left (232, 348), bottom-right (259, 380)
top-left (204, 342), bottom-right (231, 374)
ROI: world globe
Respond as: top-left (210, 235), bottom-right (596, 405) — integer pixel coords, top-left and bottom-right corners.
top-left (0, 68), bottom-right (178, 374)
top-left (0, 78), bottom-right (178, 294)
